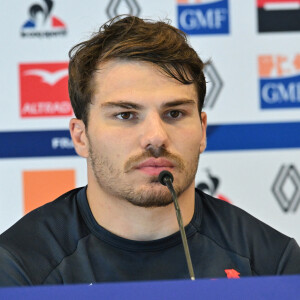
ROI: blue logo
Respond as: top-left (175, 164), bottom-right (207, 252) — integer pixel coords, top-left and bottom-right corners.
top-left (177, 0), bottom-right (230, 35)
top-left (259, 54), bottom-right (300, 109)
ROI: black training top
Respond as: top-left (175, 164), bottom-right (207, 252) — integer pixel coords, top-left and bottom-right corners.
top-left (0, 187), bottom-right (300, 286)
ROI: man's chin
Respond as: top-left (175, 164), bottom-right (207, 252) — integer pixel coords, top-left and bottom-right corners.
top-left (123, 187), bottom-right (173, 208)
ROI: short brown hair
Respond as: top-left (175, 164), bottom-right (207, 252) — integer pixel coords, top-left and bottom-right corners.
top-left (68, 16), bottom-right (206, 126)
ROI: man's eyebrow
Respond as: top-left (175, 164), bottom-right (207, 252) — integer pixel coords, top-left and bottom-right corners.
top-left (101, 101), bottom-right (144, 110)
top-left (162, 99), bottom-right (196, 108)
top-left (100, 99), bottom-right (196, 110)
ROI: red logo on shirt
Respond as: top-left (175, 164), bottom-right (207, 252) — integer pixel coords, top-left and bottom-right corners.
top-left (19, 62), bottom-right (72, 118)
top-left (225, 269), bottom-right (240, 278)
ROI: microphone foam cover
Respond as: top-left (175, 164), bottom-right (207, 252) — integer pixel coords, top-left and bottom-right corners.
top-left (158, 170), bottom-right (174, 186)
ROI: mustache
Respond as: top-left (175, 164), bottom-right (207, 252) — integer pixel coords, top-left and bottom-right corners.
top-left (124, 146), bottom-right (184, 173)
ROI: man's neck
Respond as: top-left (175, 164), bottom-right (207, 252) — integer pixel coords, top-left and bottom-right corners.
top-left (86, 178), bottom-right (196, 241)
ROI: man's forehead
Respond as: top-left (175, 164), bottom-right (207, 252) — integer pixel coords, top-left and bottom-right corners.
top-left (93, 59), bottom-right (194, 87)
top-left (91, 59), bottom-right (198, 106)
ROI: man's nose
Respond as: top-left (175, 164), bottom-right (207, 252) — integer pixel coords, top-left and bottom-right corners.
top-left (139, 113), bottom-right (169, 150)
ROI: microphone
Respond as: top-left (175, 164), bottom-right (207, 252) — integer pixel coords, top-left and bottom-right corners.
top-left (158, 170), bottom-right (195, 281)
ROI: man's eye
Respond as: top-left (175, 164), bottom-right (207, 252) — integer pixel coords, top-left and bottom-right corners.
top-left (167, 110), bottom-right (182, 119)
top-left (115, 112), bottom-right (135, 120)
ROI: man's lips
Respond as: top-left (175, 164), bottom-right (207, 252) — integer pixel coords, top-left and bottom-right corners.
top-left (135, 158), bottom-right (174, 176)
top-left (136, 158), bottom-right (174, 169)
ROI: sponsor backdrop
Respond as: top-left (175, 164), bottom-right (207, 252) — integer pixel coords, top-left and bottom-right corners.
top-left (0, 0), bottom-right (300, 245)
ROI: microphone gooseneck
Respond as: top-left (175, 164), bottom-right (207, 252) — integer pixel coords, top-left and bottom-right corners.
top-left (158, 170), bottom-right (195, 281)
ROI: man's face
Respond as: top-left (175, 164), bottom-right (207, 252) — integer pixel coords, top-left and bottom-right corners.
top-left (83, 60), bottom-right (206, 207)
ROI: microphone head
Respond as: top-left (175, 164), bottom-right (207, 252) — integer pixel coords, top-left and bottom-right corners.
top-left (158, 170), bottom-right (174, 186)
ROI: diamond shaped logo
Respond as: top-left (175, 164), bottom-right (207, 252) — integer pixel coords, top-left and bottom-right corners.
top-left (272, 165), bottom-right (300, 212)
top-left (106, 0), bottom-right (140, 19)
top-left (204, 62), bottom-right (223, 108)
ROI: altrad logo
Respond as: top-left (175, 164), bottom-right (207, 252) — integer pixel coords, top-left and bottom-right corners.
top-left (257, 0), bottom-right (300, 33)
top-left (21, 0), bottom-right (67, 37)
top-left (258, 54), bottom-right (300, 109)
top-left (177, 0), bottom-right (230, 35)
top-left (272, 165), bottom-right (300, 213)
top-left (19, 62), bottom-right (72, 117)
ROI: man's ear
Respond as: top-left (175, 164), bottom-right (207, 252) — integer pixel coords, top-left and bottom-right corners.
top-left (199, 112), bottom-right (207, 153)
top-left (69, 118), bottom-right (89, 158)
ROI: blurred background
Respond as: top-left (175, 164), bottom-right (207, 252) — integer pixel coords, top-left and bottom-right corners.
top-left (0, 0), bottom-right (299, 242)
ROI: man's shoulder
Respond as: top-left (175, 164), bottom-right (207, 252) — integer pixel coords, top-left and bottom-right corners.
top-left (196, 188), bottom-right (300, 275)
top-left (0, 187), bottom-right (90, 285)
top-left (197, 188), bottom-right (290, 244)
top-left (0, 187), bottom-right (82, 241)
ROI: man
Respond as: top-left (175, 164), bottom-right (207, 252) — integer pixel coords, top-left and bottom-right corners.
top-left (0, 16), bottom-right (300, 286)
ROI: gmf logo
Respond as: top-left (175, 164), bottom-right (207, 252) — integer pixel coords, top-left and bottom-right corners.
top-left (21, 0), bottom-right (67, 37)
top-left (177, 0), bottom-right (230, 35)
top-left (19, 62), bottom-right (72, 118)
top-left (258, 54), bottom-right (300, 109)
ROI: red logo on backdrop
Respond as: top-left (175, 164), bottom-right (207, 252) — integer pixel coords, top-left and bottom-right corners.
top-left (197, 169), bottom-right (232, 204)
top-left (19, 62), bottom-right (72, 117)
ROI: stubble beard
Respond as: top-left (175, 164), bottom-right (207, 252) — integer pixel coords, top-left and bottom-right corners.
top-left (88, 141), bottom-right (200, 208)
